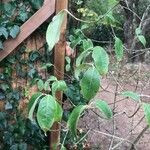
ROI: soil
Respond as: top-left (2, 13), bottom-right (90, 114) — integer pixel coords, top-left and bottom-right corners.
top-left (79, 63), bottom-right (150, 150)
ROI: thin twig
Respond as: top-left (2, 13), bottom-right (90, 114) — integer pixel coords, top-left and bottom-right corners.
top-left (130, 125), bottom-right (149, 150)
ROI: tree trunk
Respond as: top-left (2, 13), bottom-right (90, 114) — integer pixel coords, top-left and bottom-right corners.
top-left (120, 0), bottom-right (147, 62)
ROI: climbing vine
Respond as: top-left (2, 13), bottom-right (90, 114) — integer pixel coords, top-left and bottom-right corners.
top-left (28, 9), bottom-right (150, 150)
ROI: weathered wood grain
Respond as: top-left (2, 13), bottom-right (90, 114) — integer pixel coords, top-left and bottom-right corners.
top-left (50, 0), bottom-right (68, 149)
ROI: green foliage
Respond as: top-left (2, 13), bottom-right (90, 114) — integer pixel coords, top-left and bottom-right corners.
top-left (0, 0), bottom-right (149, 149)
top-left (121, 91), bottom-right (140, 101)
top-left (76, 49), bottom-right (92, 67)
top-left (65, 79), bottom-right (87, 106)
top-left (83, 39), bottom-right (93, 50)
top-left (9, 25), bottom-right (20, 38)
top-left (28, 78), bottom-right (65, 134)
top-left (28, 92), bottom-right (42, 112)
top-left (67, 105), bottom-right (87, 137)
top-left (37, 95), bottom-right (57, 133)
top-left (92, 46), bottom-right (109, 75)
top-left (65, 56), bottom-right (71, 72)
top-left (0, 0), bottom-right (44, 49)
top-left (37, 79), bottom-right (44, 91)
top-left (0, 27), bottom-right (8, 39)
top-left (114, 37), bottom-right (124, 61)
top-left (28, 93), bottom-right (63, 134)
top-left (143, 103), bottom-right (150, 126)
top-left (135, 27), bottom-right (146, 46)
top-left (55, 101), bottom-right (63, 122)
top-left (0, 36), bottom-right (50, 148)
top-left (75, 64), bottom-right (91, 80)
top-left (0, 112), bottom-right (49, 150)
top-left (94, 99), bottom-right (113, 119)
top-left (28, 93), bottom-right (43, 121)
top-left (77, 8), bottom-right (99, 21)
top-left (29, 0), bottom-right (43, 9)
top-left (80, 66), bottom-right (100, 100)
top-left (46, 11), bottom-right (65, 51)
top-left (137, 35), bottom-right (146, 47)
top-left (0, 62), bottom-right (48, 150)
top-left (0, 41), bottom-right (3, 49)
top-left (52, 80), bottom-right (67, 97)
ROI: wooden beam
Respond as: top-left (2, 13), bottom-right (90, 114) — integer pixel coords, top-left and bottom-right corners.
top-left (0, 0), bottom-right (56, 61)
top-left (50, 0), bottom-right (68, 149)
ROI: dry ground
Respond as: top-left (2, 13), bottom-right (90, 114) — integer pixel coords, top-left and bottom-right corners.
top-left (79, 63), bottom-right (150, 150)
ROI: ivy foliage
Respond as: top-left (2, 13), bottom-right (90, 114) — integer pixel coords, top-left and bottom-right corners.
top-left (0, 0), bottom-right (44, 49)
top-left (1, 62), bottom-right (52, 149)
top-left (0, 36), bottom-right (51, 149)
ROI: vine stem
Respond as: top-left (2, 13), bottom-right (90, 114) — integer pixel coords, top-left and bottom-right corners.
top-left (92, 129), bottom-right (134, 145)
top-left (60, 130), bottom-right (68, 148)
top-left (130, 125), bottom-right (149, 150)
top-left (75, 130), bottom-right (91, 145)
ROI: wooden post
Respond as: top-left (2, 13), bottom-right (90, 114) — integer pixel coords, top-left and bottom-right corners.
top-left (50, 0), bottom-right (68, 149)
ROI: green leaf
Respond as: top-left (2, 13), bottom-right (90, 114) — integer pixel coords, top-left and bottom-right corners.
top-left (80, 66), bottom-right (100, 100)
top-left (76, 49), bottom-right (92, 67)
top-left (10, 144), bottom-right (18, 150)
top-left (65, 56), bottom-right (71, 72)
top-left (121, 91), bottom-right (140, 101)
top-left (47, 76), bottom-right (57, 82)
top-left (83, 39), bottom-right (93, 50)
top-left (143, 103), bottom-right (150, 126)
top-left (46, 11), bottom-right (65, 51)
top-left (37, 79), bottom-right (44, 91)
top-left (67, 105), bottom-right (87, 137)
top-left (29, 51), bottom-right (41, 61)
top-left (70, 36), bottom-right (82, 49)
top-left (52, 80), bottom-right (67, 96)
top-left (4, 2), bottom-right (15, 16)
top-left (60, 145), bottom-right (67, 150)
top-left (44, 76), bottom-right (58, 91)
top-left (29, 0), bottom-right (43, 9)
top-left (137, 35), bottom-right (146, 46)
top-left (66, 64), bottom-right (71, 72)
top-left (37, 95), bottom-right (57, 133)
top-left (92, 46), bottom-right (109, 75)
top-left (18, 143), bottom-right (27, 150)
top-left (41, 63), bottom-right (53, 69)
top-left (75, 64), bottom-right (91, 80)
top-left (135, 27), bottom-right (142, 35)
top-left (28, 92), bottom-right (42, 112)
top-left (10, 25), bottom-right (20, 38)
top-left (114, 37), bottom-right (123, 61)
top-left (0, 41), bottom-right (3, 50)
top-left (54, 101), bottom-right (63, 122)
top-left (44, 81), bottom-right (51, 91)
top-left (18, 9), bottom-right (28, 22)
top-left (94, 100), bottom-right (113, 119)
top-left (0, 27), bottom-right (8, 39)
top-left (28, 93), bottom-right (43, 121)
top-left (65, 56), bottom-right (71, 64)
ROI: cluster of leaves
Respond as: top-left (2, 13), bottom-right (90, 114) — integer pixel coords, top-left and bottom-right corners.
top-left (121, 91), bottom-right (150, 127)
top-left (0, 0), bottom-right (44, 49)
top-left (0, 112), bottom-right (49, 150)
top-left (28, 10), bottom-right (150, 149)
top-left (0, 42), bottom-right (53, 149)
top-left (77, 8), bottom-right (99, 21)
top-left (0, 88), bottom-right (48, 149)
top-left (27, 11), bottom-right (114, 149)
